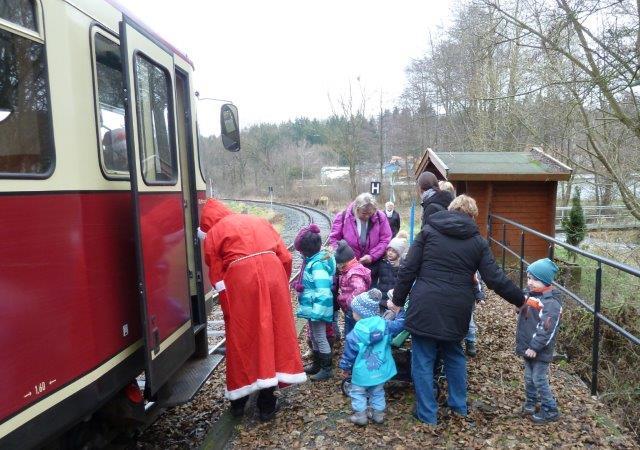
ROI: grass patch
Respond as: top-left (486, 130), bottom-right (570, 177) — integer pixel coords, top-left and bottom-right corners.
top-left (227, 201), bottom-right (284, 233)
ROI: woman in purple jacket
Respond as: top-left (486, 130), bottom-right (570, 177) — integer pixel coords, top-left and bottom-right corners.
top-left (329, 193), bottom-right (392, 269)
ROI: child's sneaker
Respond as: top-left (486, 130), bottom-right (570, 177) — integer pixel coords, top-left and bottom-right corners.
top-left (369, 409), bottom-right (384, 424)
top-left (349, 410), bottom-right (368, 426)
top-left (520, 403), bottom-right (536, 416)
top-left (531, 409), bottom-right (560, 424)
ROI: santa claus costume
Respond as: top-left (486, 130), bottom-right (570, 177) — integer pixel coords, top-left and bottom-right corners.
top-left (200, 199), bottom-right (306, 414)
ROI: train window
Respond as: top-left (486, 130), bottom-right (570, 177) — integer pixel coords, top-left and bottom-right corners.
top-left (93, 33), bottom-right (129, 178)
top-left (0, 27), bottom-right (54, 177)
top-left (134, 54), bottom-right (177, 185)
top-left (0, 0), bottom-right (37, 32)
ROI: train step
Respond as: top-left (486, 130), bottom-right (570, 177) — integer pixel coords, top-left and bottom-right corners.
top-left (156, 352), bottom-right (224, 407)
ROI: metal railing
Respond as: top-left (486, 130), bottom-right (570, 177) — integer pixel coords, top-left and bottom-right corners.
top-left (488, 213), bottom-right (640, 395)
top-left (555, 205), bottom-right (640, 231)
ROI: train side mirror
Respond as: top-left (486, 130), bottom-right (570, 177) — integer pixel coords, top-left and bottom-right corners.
top-left (220, 104), bottom-right (240, 152)
top-left (0, 108), bottom-right (12, 123)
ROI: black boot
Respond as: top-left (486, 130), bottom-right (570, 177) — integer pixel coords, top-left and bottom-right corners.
top-left (310, 352), bottom-right (333, 381)
top-left (229, 396), bottom-right (248, 418)
top-left (465, 340), bottom-right (477, 357)
top-left (257, 387), bottom-right (279, 421)
top-left (304, 350), bottom-right (321, 375)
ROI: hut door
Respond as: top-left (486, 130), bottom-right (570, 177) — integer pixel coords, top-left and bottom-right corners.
top-left (119, 16), bottom-right (194, 397)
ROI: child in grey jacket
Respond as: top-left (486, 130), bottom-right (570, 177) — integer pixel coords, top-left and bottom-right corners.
top-left (516, 258), bottom-right (562, 424)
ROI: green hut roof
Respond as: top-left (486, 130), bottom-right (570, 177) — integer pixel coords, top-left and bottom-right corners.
top-left (417, 148), bottom-right (572, 181)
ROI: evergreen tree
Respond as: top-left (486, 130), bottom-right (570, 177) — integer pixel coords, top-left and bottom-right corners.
top-left (561, 188), bottom-right (587, 260)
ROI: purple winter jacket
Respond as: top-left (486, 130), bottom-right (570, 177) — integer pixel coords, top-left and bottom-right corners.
top-left (329, 201), bottom-right (392, 263)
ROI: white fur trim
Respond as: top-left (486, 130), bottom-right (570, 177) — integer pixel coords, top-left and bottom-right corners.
top-left (214, 280), bottom-right (226, 292)
top-left (276, 372), bottom-right (307, 384)
top-left (225, 377), bottom-right (278, 400)
top-left (224, 372), bottom-right (307, 400)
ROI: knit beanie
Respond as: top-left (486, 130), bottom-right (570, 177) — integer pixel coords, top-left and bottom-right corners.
top-left (294, 223), bottom-right (321, 257)
top-left (387, 236), bottom-right (408, 256)
top-left (334, 240), bottom-right (355, 264)
top-left (527, 258), bottom-right (559, 286)
top-left (351, 289), bottom-right (382, 319)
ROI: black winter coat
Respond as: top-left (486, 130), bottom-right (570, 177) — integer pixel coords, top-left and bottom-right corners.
top-left (387, 211), bottom-right (401, 237)
top-left (372, 258), bottom-right (401, 303)
top-left (393, 210), bottom-right (524, 341)
top-left (421, 190), bottom-right (454, 229)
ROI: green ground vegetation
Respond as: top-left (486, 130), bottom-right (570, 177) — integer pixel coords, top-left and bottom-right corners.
top-left (552, 240), bottom-right (640, 440)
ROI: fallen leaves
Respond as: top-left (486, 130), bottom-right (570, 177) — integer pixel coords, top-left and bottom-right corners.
top-left (225, 293), bottom-right (638, 449)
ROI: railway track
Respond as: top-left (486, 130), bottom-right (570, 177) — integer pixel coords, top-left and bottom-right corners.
top-left (131, 201), bottom-right (333, 449)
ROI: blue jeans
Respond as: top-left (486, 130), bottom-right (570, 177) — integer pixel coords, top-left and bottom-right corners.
top-left (524, 359), bottom-right (557, 412)
top-left (350, 383), bottom-right (385, 412)
top-left (344, 309), bottom-right (356, 337)
top-left (411, 335), bottom-right (467, 424)
top-left (466, 311), bottom-right (477, 343)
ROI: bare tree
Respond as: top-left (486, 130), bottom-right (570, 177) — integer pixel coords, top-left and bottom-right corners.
top-left (328, 79), bottom-right (369, 198)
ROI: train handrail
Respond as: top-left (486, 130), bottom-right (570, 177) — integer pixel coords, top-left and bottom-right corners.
top-left (488, 213), bottom-right (640, 397)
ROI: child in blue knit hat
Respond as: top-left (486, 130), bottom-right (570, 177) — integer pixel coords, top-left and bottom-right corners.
top-left (516, 258), bottom-right (562, 424)
top-left (339, 288), bottom-right (405, 426)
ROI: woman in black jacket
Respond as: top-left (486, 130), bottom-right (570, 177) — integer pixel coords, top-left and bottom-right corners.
top-left (417, 171), bottom-right (454, 229)
top-left (390, 195), bottom-right (525, 425)
top-left (384, 201), bottom-right (401, 237)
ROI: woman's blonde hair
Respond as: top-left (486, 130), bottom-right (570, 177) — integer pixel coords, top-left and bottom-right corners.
top-left (448, 194), bottom-right (478, 218)
top-left (354, 192), bottom-right (377, 211)
top-left (439, 181), bottom-right (455, 194)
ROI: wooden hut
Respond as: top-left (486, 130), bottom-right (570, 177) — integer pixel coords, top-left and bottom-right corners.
top-left (414, 148), bottom-right (572, 261)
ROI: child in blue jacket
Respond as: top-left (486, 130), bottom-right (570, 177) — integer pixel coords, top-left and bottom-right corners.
top-left (294, 224), bottom-right (336, 381)
top-left (339, 288), bottom-right (405, 426)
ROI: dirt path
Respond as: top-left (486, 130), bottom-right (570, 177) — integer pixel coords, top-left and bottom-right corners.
top-left (228, 293), bottom-right (638, 449)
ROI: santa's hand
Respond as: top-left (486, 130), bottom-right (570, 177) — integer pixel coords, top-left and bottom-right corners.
top-left (197, 227), bottom-right (207, 240)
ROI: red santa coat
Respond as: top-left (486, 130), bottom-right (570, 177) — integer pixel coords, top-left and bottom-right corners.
top-left (200, 199), bottom-right (306, 399)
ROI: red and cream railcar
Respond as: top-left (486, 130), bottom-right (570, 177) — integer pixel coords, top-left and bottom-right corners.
top-left (0, 0), bottom-right (238, 447)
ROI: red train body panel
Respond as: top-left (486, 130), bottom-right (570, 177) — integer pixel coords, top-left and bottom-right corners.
top-left (0, 192), bottom-right (141, 421)
top-left (138, 193), bottom-right (191, 343)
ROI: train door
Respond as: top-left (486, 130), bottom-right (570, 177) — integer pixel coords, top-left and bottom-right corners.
top-left (174, 66), bottom-right (208, 356)
top-left (120, 16), bottom-right (194, 397)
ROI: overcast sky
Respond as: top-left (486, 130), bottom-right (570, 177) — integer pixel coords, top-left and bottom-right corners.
top-left (127, 0), bottom-right (453, 128)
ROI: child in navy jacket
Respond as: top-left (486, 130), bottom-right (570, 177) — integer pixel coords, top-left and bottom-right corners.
top-left (516, 258), bottom-right (562, 424)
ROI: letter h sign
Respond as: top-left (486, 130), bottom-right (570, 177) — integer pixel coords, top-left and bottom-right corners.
top-left (370, 181), bottom-right (381, 196)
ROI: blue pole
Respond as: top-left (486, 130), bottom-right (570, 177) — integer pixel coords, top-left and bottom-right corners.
top-left (409, 199), bottom-right (415, 244)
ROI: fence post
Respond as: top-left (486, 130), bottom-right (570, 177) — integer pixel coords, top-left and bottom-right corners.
top-left (488, 214), bottom-right (493, 240)
top-left (591, 262), bottom-right (602, 396)
top-left (519, 231), bottom-right (525, 289)
top-left (501, 223), bottom-right (506, 270)
top-left (548, 243), bottom-right (554, 260)
top-left (409, 199), bottom-right (415, 244)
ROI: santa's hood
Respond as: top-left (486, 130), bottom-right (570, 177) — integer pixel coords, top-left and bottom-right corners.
top-left (200, 198), bottom-right (234, 232)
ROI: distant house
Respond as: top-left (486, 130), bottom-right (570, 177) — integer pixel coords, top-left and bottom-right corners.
top-left (320, 166), bottom-right (350, 185)
top-left (414, 147), bottom-right (572, 260)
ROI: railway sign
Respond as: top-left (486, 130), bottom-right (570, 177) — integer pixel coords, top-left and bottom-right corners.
top-left (370, 181), bottom-right (381, 195)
